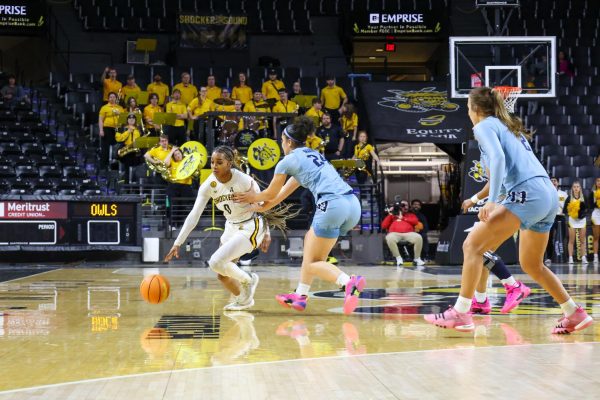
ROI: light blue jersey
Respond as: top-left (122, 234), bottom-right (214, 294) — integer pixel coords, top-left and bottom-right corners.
top-left (275, 147), bottom-right (353, 202)
top-left (275, 147), bottom-right (359, 238)
top-left (479, 150), bottom-right (507, 198)
top-left (474, 116), bottom-right (548, 203)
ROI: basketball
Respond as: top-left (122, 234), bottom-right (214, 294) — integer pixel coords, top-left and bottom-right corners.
top-left (140, 274), bottom-right (170, 304)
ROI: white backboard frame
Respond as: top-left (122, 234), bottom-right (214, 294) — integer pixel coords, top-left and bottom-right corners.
top-left (449, 36), bottom-right (556, 99)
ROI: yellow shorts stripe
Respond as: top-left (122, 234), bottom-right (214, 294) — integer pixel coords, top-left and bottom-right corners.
top-left (249, 217), bottom-right (260, 249)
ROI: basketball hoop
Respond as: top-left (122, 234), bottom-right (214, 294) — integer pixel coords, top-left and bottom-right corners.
top-left (493, 86), bottom-right (522, 113)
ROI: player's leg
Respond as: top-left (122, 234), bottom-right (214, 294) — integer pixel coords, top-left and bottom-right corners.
top-left (424, 206), bottom-right (520, 331)
top-left (578, 227), bottom-right (588, 264)
top-left (519, 228), bottom-right (593, 334)
top-left (471, 268), bottom-right (491, 314)
top-left (592, 222), bottom-right (600, 264)
top-left (567, 226), bottom-right (576, 264)
top-left (481, 250), bottom-right (531, 314)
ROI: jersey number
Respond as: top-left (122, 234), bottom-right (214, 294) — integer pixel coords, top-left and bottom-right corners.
top-left (223, 204), bottom-right (232, 214)
top-left (307, 154), bottom-right (327, 167)
top-left (520, 136), bottom-right (532, 152)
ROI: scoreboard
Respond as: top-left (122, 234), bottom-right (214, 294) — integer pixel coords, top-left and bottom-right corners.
top-left (0, 196), bottom-right (142, 251)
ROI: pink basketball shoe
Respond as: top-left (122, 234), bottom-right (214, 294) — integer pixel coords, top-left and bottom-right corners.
top-left (470, 297), bottom-right (491, 314)
top-left (343, 275), bottom-right (366, 315)
top-left (424, 306), bottom-right (475, 332)
top-left (552, 306), bottom-right (594, 334)
top-left (276, 293), bottom-right (308, 311)
top-left (500, 281), bottom-right (531, 314)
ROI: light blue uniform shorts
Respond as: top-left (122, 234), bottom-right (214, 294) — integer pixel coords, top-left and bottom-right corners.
top-left (501, 176), bottom-right (559, 233)
top-left (312, 193), bottom-right (361, 239)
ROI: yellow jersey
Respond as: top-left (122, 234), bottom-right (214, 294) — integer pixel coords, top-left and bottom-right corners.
top-left (341, 113), bottom-right (358, 133)
top-left (173, 83), bottom-right (198, 105)
top-left (206, 86), bottom-right (222, 101)
top-left (103, 79), bottom-right (122, 101)
top-left (166, 101), bottom-right (187, 127)
top-left (305, 106), bottom-right (324, 127)
top-left (306, 135), bottom-right (322, 151)
top-left (121, 84), bottom-right (141, 102)
top-left (99, 103), bottom-right (124, 128)
top-left (354, 143), bottom-right (374, 160)
top-left (143, 104), bottom-right (162, 128)
top-left (146, 82), bottom-right (170, 105)
top-left (147, 145), bottom-right (171, 162)
top-left (320, 85), bottom-right (347, 109)
top-left (115, 127), bottom-right (141, 146)
top-left (272, 100), bottom-right (298, 114)
top-left (232, 85), bottom-right (253, 104)
top-left (261, 79), bottom-right (285, 100)
top-left (188, 97), bottom-right (215, 117)
top-left (170, 159), bottom-right (193, 185)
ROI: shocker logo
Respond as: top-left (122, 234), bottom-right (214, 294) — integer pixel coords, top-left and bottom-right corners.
top-left (468, 160), bottom-right (487, 183)
top-left (248, 138), bottom-right (281, 170)
top-left (378, 87), bottom-right (460, 113)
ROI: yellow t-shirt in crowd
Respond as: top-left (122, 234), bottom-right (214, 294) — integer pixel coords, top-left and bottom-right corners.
top-left (99, 103), bottom-right (124, 128)
top-left (103, 79), bottom-right (122, 101)
top-left (306, 135), bottom-right (322, 151)
top-left (143, 104), bottom-right (162, 128)
top-left (188, 97), bottom-right (215, 117)
top-left (206, 86), bottom-right (222, 101)
top-left (305, 106), bottom-right (324, 127)
top-left (115, 127), bottom-right (141, 146)
top-left (354, 143), bottom-right (374, 160)
top-left (170, 159), bottom-right (193, 185)
top-left (147, 146), bottom-right (171, 162)
top-left (341, 113), bottom-right (358, 133)
top-left (121, 84), bottom-right (141, 102)
top-left (261, 79), bottom-right (285, 100)
top-left (166, 101), bottom-right (187, 127)
top-left (232, 85), bottom-right (253, 104)
top-left (173, 83), bottom-right (198, 105)
top-left (320, 85), bottom-right (347, 109)
top-left (146, 82), bottom-right (170, 105)
top-left (272, 100), bottom-right (298, 113)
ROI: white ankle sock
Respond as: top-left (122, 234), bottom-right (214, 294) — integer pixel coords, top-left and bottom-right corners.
top-left (336, 273), bottom-right (350, 288)
top-left (594, 254), bottom-right (599, 261)
top-left (454, 296), bottom-right (472, 314)
top-left (559, 298), bottom-right (578, 317)
top-left (396, 256), bottom-right (403, 264)
top-left (501, 276), bottom-right (517, 286)
top-left (474, 291), bottom-right (487, 303)
top-left (296, 283), bottom-right (311, 296)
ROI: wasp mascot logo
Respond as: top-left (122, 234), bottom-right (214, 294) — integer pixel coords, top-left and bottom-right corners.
top-left (378, 87), bottom-right (460, 113)
top-left (468, 160), bottom-right (487, 183)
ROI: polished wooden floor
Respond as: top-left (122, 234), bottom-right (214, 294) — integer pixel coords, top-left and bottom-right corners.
top-left (0, 264), bottom-right (598, 399)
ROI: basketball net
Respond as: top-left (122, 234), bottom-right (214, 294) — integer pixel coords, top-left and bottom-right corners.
top-left (493, 86), bottom-right (522, 113)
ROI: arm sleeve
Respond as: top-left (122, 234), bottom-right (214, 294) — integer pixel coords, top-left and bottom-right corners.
top-left (579, 199), bottom-right (588, 218)
top-left (563, 196), bottom-right (570, 215)
top-left (474, 123), bottom-right (505, 203)
top-left (173, 183), bottom-right (210, 246)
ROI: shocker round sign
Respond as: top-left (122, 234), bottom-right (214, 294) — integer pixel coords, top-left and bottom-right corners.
top-left (247, 138), bottom-right (281, 170)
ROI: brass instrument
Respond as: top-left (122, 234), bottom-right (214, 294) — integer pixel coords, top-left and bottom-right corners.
top-left (234, 148), bottom-right (250, 174)
top-left (330, 159), bottom-right (367, 178)
top-left (318, 134), bottom-right (330, 154)
top-left (145, 144), bottom-right (173, 181)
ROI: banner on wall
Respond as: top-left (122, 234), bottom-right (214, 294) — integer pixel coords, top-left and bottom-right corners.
top-left (359, 81), bottom-right (470, 144)
top-left (351, 10), bottom-right (446, 37)
top-left (179, 14), bottom-right (247, 49)
top-left (0, 0), bottom-right (46, 35)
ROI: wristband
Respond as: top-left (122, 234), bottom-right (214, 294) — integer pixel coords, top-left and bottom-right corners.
top-left (470, 194), bottom-right (480, 203)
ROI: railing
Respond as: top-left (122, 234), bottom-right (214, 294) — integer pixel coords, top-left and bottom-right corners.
top-left (322, 55), bottom-right (389, 78)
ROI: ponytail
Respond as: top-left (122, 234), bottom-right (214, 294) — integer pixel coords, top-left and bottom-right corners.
top-left (469, 86), bottom-right (533, 140)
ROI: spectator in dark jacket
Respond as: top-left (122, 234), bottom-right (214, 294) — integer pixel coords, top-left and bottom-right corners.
top-left (411, 199), bottom-right (429, 260)
top-left (381, 201), bottom-right (425, 267)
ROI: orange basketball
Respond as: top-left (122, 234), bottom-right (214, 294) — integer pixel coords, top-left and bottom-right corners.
top-left (140, 274), bottom-right (170, 304)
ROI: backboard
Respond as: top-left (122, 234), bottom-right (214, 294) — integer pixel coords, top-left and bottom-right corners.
top-left (449, 36), bottom-right (556, 99)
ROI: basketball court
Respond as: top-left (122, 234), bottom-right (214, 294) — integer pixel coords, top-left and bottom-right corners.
top-left (0, 264), bottom-right (597, 399)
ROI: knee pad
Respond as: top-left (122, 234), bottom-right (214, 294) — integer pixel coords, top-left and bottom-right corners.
top-left (482, 251), bottom-right (499, 271)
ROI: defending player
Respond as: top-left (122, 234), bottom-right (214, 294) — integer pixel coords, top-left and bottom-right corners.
top-left (164, 146), bottom-right (283, 311)
top-left (425, 87), bottom-right (593, 334)
top-left (234, 116), bottom-right (366, 315)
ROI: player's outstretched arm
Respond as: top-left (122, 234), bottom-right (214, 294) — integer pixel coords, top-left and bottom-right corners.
top-left (234, 173), bottom-right (287, 203)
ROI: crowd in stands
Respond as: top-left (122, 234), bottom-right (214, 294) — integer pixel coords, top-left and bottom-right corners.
top-left (98, 65), bottom-right (378, 188)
